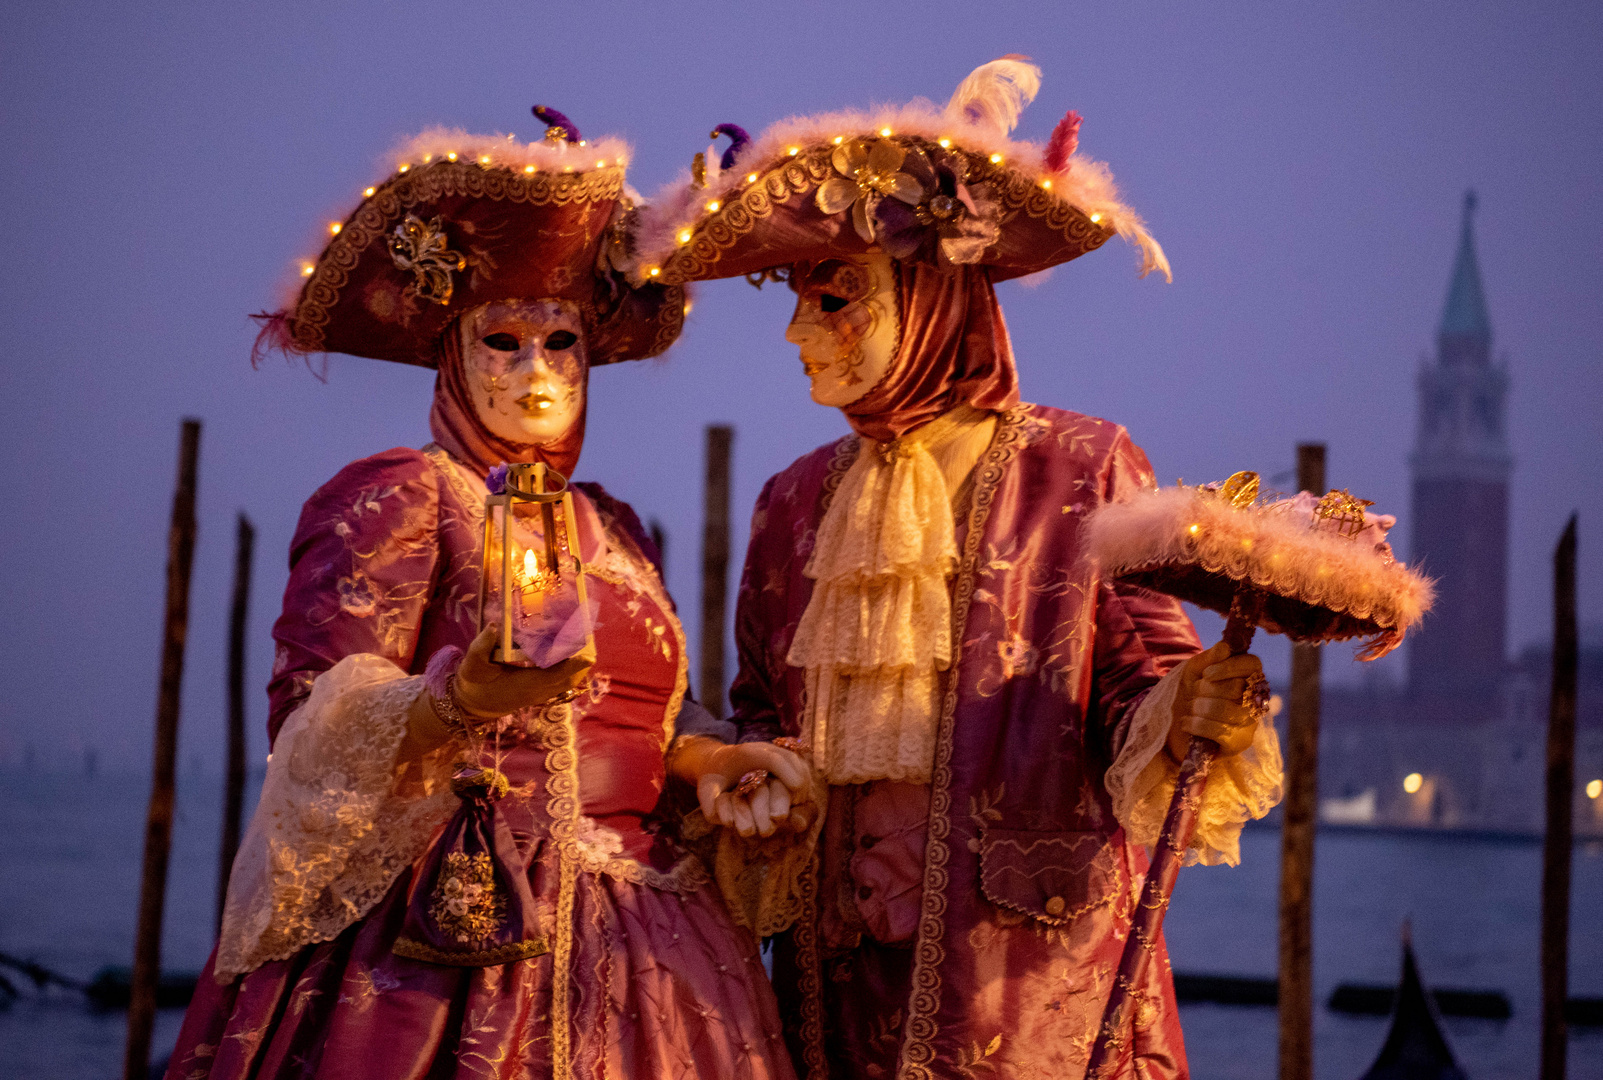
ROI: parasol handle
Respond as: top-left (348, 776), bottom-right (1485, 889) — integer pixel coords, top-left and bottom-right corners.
top-left (1086, 586), bottom-right (1264, 1077)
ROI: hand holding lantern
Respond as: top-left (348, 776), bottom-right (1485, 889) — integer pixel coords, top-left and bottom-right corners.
top-left (478, 461), bottom-right (598, 670)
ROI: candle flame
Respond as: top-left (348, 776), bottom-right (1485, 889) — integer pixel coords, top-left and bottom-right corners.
top-left (523, 547), bottom-right (539, 581)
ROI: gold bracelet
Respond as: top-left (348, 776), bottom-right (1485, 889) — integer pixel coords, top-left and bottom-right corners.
top-left (429, 674), bottom-right (477, 738)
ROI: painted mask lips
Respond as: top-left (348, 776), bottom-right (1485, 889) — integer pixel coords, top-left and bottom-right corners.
top-left (801, 355), bottom-right (830, 377)
top-left (515, 390), bottom-right (557, 413)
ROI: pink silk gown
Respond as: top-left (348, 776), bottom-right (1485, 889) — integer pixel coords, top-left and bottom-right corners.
top-left (165, 443), bottom-right (795, 1080)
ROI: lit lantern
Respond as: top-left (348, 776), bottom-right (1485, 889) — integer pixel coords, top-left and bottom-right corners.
top-left (477, 462), bottom-right (595, 667)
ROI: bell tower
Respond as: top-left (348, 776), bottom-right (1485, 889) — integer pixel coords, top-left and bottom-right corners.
top-left (1407, 191), bottom-right (1512, 712)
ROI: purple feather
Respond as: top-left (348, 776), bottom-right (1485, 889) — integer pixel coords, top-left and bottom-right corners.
top-left (710, 124), bottom-right (750, 171)
top-left (531, 105), bottom-right (581, 143)
top-left (1044, 109), bottom-right (1081, 174)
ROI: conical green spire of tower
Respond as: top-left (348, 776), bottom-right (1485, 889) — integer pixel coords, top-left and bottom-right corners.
top-left (1438, 189), bottom-right (1492, 346)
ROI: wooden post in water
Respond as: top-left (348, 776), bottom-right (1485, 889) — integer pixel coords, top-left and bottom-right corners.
top-left (216, 513), bottom-right (254, 933)
top-left (700, 425), bottom-right (733, 718)
top-left (1541, 514), bottom-right (1578, 1080)
top-left (1278, 442), bottom-right (1325, 1080)
top-left (125, 419), bottom-right (202, 1080)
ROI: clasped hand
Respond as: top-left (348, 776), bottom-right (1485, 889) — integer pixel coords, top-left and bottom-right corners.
top-left (1168, 639), bottom-right (1266, 761)
top-left (672, 737), bottom-right (814, 839)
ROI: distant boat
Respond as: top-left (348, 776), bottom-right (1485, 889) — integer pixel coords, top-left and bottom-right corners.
top-left (1358, 931), bottom-right (1468, 1080)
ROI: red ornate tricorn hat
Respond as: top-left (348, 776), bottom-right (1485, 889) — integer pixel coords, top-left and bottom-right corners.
top-left (263, 112), bottom-right (686, 368)
top-left (633, 59), bottom-right (1171, 287)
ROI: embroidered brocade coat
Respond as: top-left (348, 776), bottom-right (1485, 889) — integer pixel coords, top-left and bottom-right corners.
top-left (729, 405), bottom-right (1202, 1080)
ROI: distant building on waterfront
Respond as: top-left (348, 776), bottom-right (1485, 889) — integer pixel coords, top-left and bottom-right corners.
top-left (1318, 192), bottom-right (1602, 835)
top-left (1406, 191), bottom-right (1512, 713)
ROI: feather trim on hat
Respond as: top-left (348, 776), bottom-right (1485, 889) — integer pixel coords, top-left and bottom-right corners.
top-left (634, 59), bottom-right (1168, 282)
top-left (386, 127), bottom-right (631, 178)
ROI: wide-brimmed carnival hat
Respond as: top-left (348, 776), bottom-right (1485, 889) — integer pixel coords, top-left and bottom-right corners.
top-left (632, 59), bottom-right (1170, 288)
top-left (257, 107), bottom-right (686, 368)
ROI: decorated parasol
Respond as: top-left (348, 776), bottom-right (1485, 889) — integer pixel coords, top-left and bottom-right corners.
top-left (1079, 471), bottom-right (1433, 1077)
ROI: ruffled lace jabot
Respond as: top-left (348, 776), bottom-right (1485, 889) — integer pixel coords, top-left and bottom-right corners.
top-left (787, 404), bottom-right (996, 784)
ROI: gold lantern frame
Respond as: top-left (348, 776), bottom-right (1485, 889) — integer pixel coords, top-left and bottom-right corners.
top-left (476, 462), bottom-right (594, 666)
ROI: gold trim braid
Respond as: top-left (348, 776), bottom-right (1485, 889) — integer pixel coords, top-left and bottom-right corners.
top-left (895, 405), bottom-right (1031, 1080)
top-left (294, 160), bottom-right (627, 354)
top-left (660, 138), bottom-right (1112, 286)
top-left (391, 936), bottom-right (549, 966)
top-left (791, 433), bottom-right (865, 1080)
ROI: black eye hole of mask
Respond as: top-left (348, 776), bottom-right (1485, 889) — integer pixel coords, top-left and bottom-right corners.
top-left (819, 294), bottom-right (848, 313)
top-left (482, 332), bottom-right (520, 352)
top-left (543, 330), bottom-right (579, 351)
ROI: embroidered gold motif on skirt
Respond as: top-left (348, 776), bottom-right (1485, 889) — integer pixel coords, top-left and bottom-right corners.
top-left (431, 852), bottom-right (506, 943)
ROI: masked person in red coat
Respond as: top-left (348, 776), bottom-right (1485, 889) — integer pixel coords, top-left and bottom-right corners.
top-left (647, 62), bottom-right (1284, 1080)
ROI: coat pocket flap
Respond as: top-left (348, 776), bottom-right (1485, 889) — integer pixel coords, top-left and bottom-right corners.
top-left (978, 828), bottom-right (1120, 924)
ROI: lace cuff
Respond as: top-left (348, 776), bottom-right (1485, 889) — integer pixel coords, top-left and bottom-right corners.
top-left (215, 654), bottom-right (460, 980)
top-left (1104, 664), bottom-right (1283, 867)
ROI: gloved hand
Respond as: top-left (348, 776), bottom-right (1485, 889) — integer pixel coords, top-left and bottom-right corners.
top-left (451, 626), bottom-right (593, 720)
top-left (1168, 639), bottom-right (1268, 760)
top-left (672, 738), bottom-right (814, 838)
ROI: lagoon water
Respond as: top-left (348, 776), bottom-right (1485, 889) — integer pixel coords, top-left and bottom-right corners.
top-left (2, 766), bottom-right (1599, 1079)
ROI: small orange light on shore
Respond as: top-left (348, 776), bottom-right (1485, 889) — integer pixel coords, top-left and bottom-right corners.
top-left (677, 229), bottom-right (693, 244)
top-left (746, 172), bottom-right (758, 183)
top-left (329, 222), bottom-right (342, 235)
top-left (1090, 212), bottom-right (1104, 224)
top-left (787, 146), bottom-right (800, 156)
top-left (524, 165), bottom-right (536, 174)
top-left (879, 127), bottom-right (892, 137)
top-left (1040, 179), bottom-right (1052, 190)
top-left (300, 263), bottom-right (315, 277)
top-left (938, 137), bottom-right (952, 148)
top-left (363, 186), bottom-right (376, 197)
top-left (446, 152), bottom-right (458, 162)
top-left (479, 154), bottom-right (491, 165)
top-left (397, 163), bottom-right (410, 173)
top-left (706, 200), bottom-right (721, 213)
top-left (1403, 772), bottom-right (1424, 794)
top-left (1588, 779), bottom-right (1602, 799)
top-left (647, 267), bottom-right (661, 277)
top-left (989, 153), bottom-right (1003, 164)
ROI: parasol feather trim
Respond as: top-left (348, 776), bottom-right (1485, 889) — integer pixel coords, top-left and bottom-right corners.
top-left (1082, 486), bottom-right (1434, 654)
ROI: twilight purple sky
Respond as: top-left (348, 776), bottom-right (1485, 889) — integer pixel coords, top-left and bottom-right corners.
top-left (1, 1), bottom-right (1598, 767)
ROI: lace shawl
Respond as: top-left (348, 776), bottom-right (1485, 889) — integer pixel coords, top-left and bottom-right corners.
top-left (215, 654), bottom-right (459, 980)
top-left (1104, 663), bottom-right (1285, 867)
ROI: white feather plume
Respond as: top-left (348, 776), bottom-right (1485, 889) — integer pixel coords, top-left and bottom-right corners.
top-left (945, 57), bottom-right (1042, 135)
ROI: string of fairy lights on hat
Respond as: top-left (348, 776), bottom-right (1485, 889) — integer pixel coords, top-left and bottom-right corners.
top-left (641, 124), bottom-right (1105, 280)
top-left (296, 113), bottom-right (628, 281)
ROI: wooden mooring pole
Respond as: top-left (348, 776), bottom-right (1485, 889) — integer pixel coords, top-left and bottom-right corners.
top-left (1541, 514), bottom-right (1578, 1080)
top-left (216, 513), bottom-right (254, 933)
top-left (125, 419), bottom-right (202, 1080)
top-left (1279, 442), bottom-right (1325, 1080)
top-left (700, 426), bottom-right (733, 718)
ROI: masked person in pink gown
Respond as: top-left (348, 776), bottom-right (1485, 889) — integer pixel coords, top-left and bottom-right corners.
top-left (643, 63), bottom-right (1285, 1079)
top-left (164, 111), bottom-right (800, 1080)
